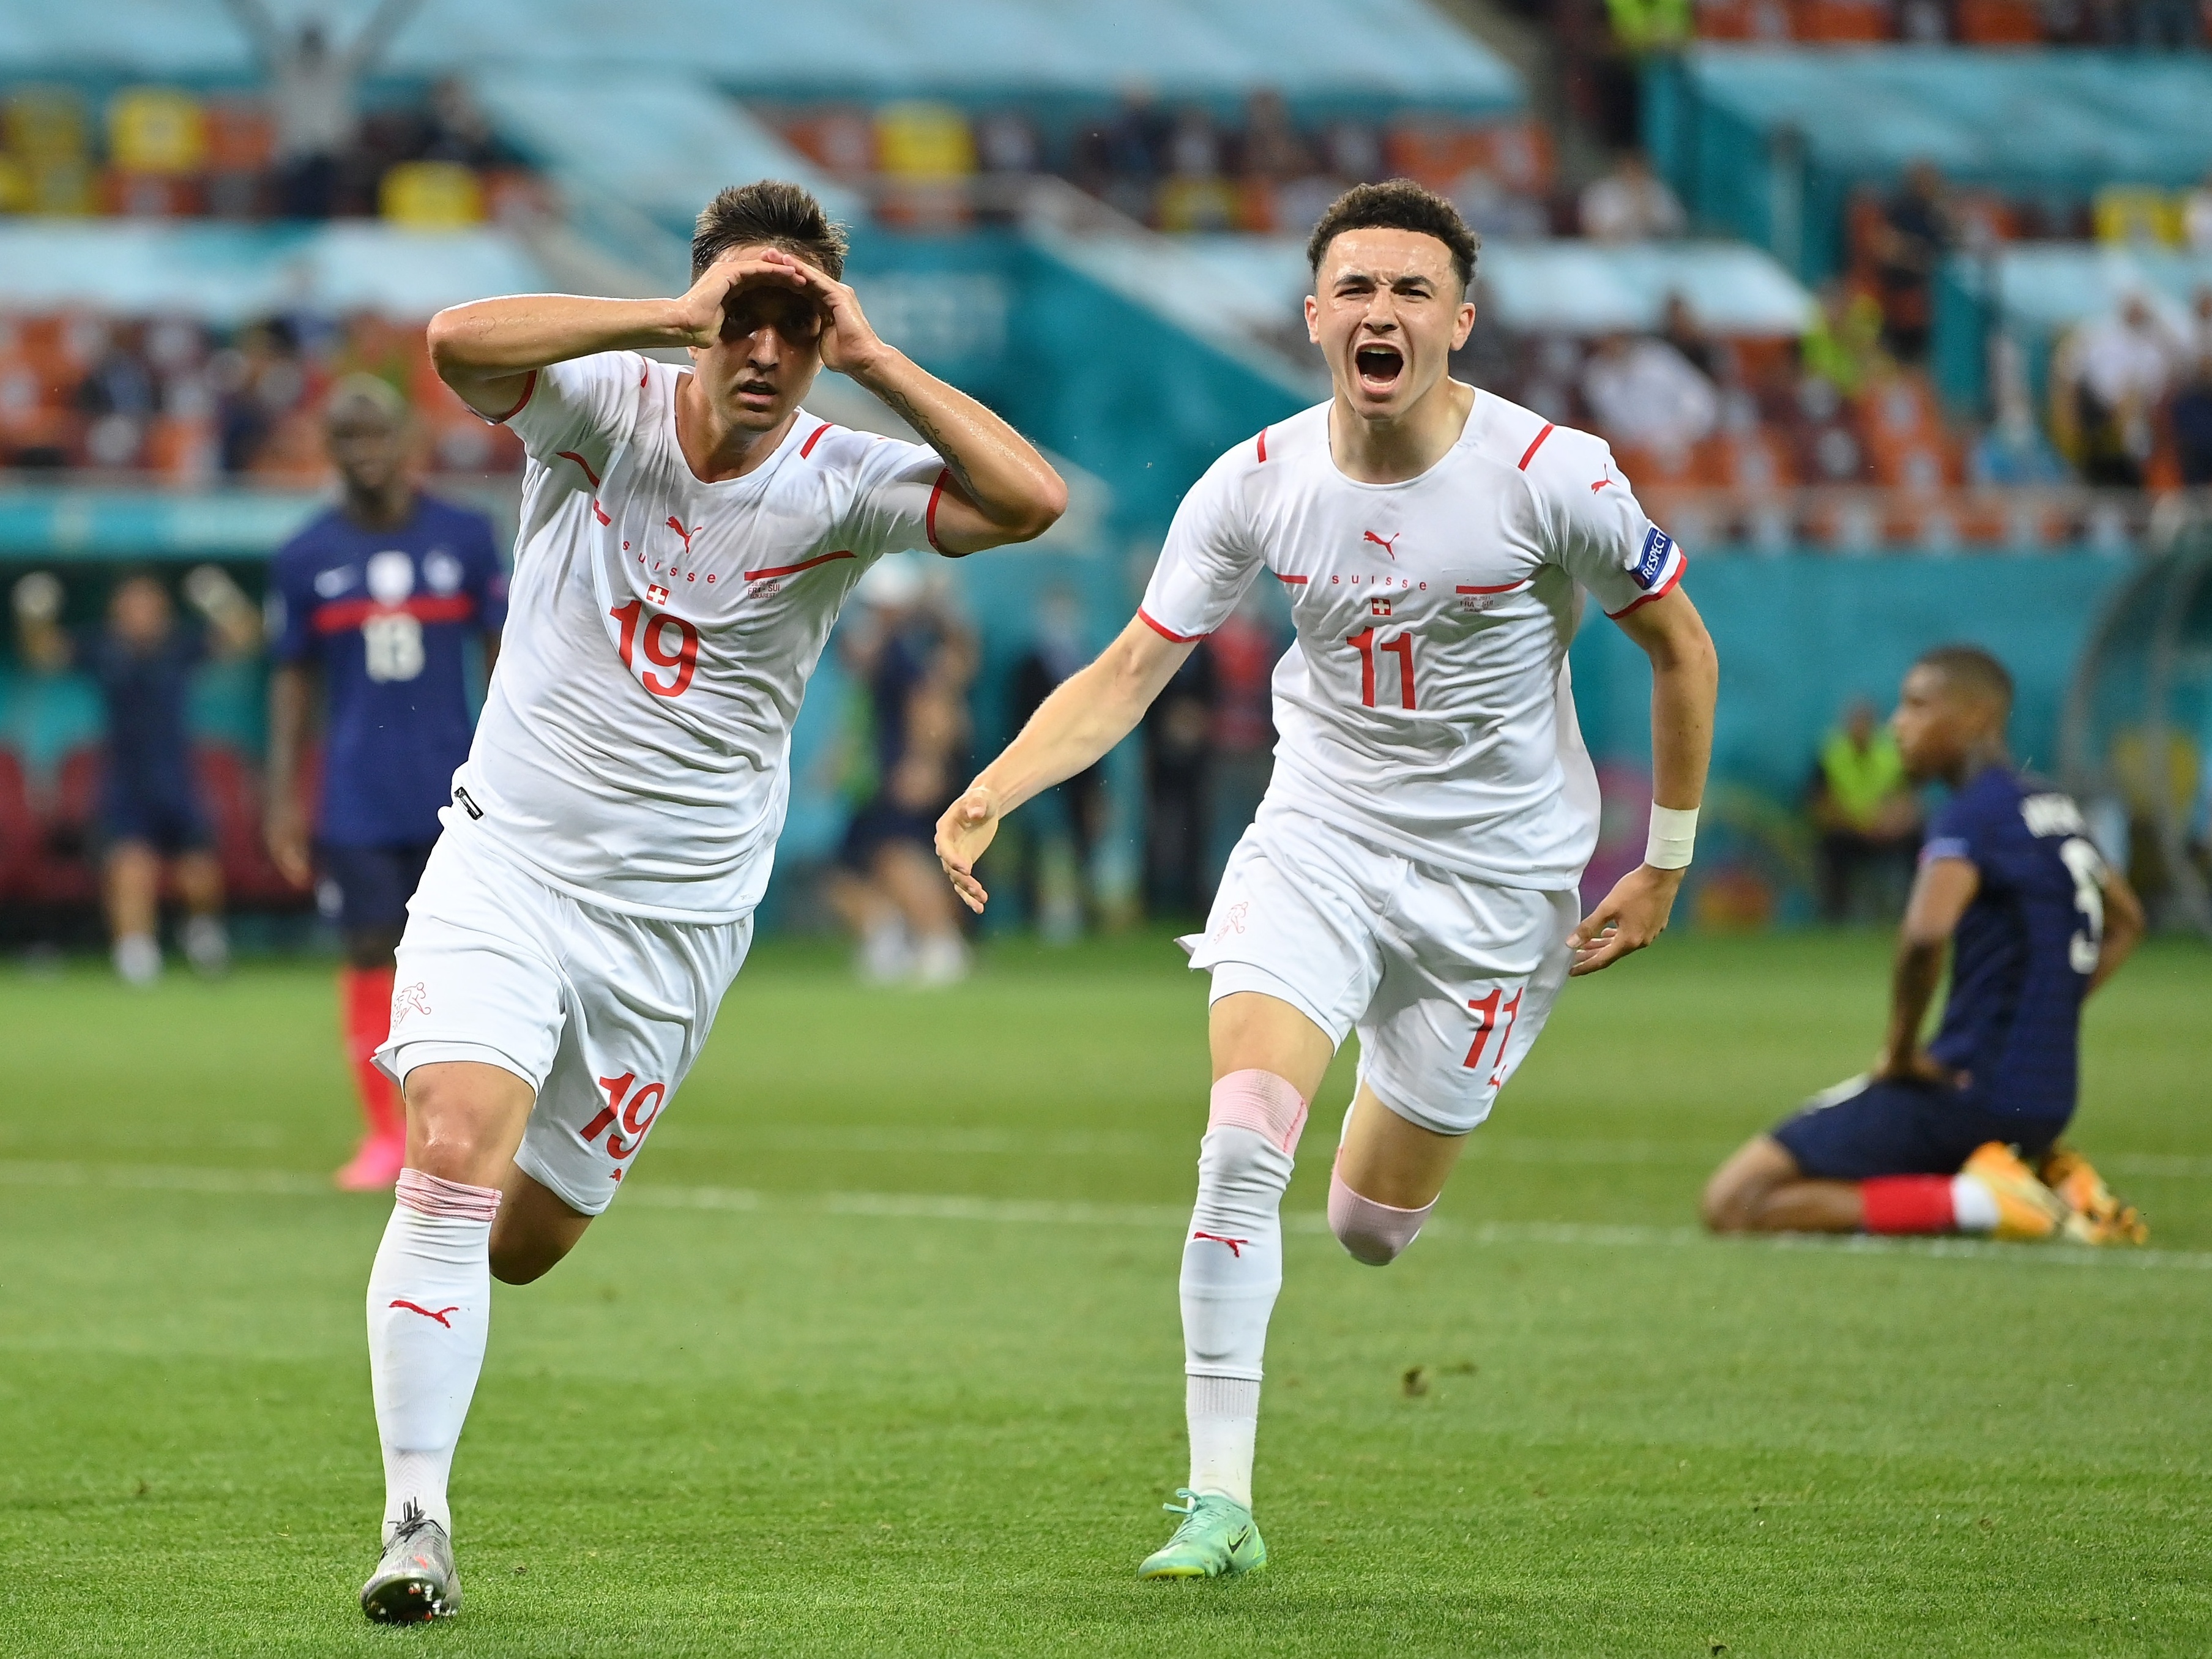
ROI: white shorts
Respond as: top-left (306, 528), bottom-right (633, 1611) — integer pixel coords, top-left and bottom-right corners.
top-left (375, 826), bottom-right (753, 1216)
top-left (1184, 805), bottom-right (1579, 1136)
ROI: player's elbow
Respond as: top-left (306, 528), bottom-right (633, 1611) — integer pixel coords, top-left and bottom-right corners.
top-left (424, 307), bottom-right (479, 381)
top-left (999, 468), bottom-right (1068, 544)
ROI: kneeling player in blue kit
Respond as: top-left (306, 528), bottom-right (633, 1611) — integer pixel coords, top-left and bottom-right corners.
top-left (1702, 645), bottom-right (2148, 1245)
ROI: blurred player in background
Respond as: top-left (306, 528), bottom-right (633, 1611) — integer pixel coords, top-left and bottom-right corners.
top-left (352, 180), bottom-right (1063, 1623)
top-left (1704, 646), bottom-right (2149, 1245)
top-left (264, 375), bottom-right (506, 1192)
top-left (937, 181), bottom-right (1718, 1580)
top-left (12, 563), bottom-right (261, 983)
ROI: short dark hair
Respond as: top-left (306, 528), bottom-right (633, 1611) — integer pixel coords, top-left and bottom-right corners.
top-left (1916, 644), bottom-right (2014, 713)
top-left (692, 180), bottom-right (849, 281)
top-left (1306, 180), bottom-right (1480, 292)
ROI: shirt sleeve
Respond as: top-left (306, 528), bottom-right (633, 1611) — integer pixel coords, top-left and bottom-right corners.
top-left (840, 436), bottom-right (956, 559)
top-left (269, 553), bottom-right (315, 665)
top-left (1138, 449), bottom-right (1263, 643)
top-left (1530, 430), bottom-right (1688, 619)
top-left (1921, 794), bottom-right (1981, 867)
top-left (497, 351), bottom-right (646, 482)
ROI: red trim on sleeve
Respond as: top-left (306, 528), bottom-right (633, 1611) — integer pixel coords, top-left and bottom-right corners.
top-left (1256, 428), bottom-right (1268, 462)
top-left (1274, 572), bottom-right (1308, 585)
top-left (924, 468), bottom-right (950, 553)
top-left (1603, 551), bottom-right (1688, 618)
top-left (313, 595), bottom-right (477, 634)
top-left (555, 449), bottom-right (600, 488)
top-left (800, 420), bottom-right (833, 459)
top-left (743, 550), bottom-right (856, 581)
top-left (1138, 607), bottom-right (1207, 644)
top-left (1515, 422), bottom-right (1555, 471)
top-left (486, 370), bottom-right (536, 425)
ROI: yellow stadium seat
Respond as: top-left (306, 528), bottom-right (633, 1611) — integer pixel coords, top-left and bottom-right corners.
top-left (6, 86), bottom-right (89, 162)
top-left (2092, 186), bottom-right (2181, 247)
top-left (380, 161), bottom-right (485, 228)
top-left (109, 87), bottom-right (207, 176)
top-left (876, 102), bottom-right (976, 181)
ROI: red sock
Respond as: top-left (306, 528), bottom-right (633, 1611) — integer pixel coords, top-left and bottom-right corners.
top-left (341, 965), bottom-right (403, 1142)
top-left (1860, 1175), bottom-right (1955, 1234)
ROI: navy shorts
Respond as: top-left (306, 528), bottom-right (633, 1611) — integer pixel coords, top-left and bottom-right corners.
top-left (101, 781), bottom-right (210, 856)
top-left (318, 842), bottom-right (436, 932)
top-left (838, 797), bottom-right (936, 871)
top-left (1771, 1076), bottom-right (2068, 1181)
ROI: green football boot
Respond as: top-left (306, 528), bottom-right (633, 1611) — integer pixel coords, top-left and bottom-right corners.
top-left (1137, 1488), bottom-right (1267, 1580)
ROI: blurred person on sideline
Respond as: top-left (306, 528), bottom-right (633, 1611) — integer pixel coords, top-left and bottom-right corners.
top-left (1807, 696), bottom-right (1921, 923)
top-left (827, 554), bottom-right (978, 984)
top-left (265, 375), bottom-right (507, 1191)
top-left (1581, 330), bottom-right (1718, 461)
top-left (12, 564), bottom-right (262, 983)
top-left (223, 0), bottom-right (426, 218)
top-left (1705, 647), bottom-right (2149, 1247)
top-left (1577, 151), bottom-right (1686, 243)
top-left (1144, 645), bottom-right (1216, 919)
top-left (1006, 584), bottom-right (1106, 940)
top-left (1971, 338), bottom-right (2069, 486)
top-left (2052, 291), bottom-right (2178, 487)
top-left (1870, 162), bottom-right (1954, 363)
top-left (2165, 347), bottom-right (2212, 487)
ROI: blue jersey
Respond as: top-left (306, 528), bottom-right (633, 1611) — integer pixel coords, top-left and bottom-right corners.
top-left (270, 494), bottom-right (507, 847)
top-left (1922, 765), bottom-right (2107, 1122)
top-left (83, 624), bottom-right (204, 798)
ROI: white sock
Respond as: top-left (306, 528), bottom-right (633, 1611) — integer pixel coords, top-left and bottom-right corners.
top-left (1180, 1125), bottom-right (1294, 1508)
top-left (367, 1170), bottom-right (500, 1537)
top-left (1186, 1375), bottom-right (1261, 1508)
top-left (1950, 1173), bottom-right (2002, 1234)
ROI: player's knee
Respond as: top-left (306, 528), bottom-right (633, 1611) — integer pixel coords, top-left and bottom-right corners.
top-left (1327, 1159), bottom-right (1436, 1267)
top-left (1701, 1137), bottom-right (1790, 1234)
top-left (401, 1064), bottom-right (526, 1187)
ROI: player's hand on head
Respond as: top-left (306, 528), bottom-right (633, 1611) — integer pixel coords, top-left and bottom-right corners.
top-left (767, 253), bottom-right (884, 374)
top-left (674, 250), bottom-right (808, 346)
top-left (1567, 864), bottom-right (1683, 977)
top-left (934, 786), bottom-right (1000, 914)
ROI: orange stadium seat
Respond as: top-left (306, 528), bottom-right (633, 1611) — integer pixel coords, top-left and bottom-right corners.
top-left (1790, 0), bottom-right (1894, 39)
top-left (1955, 0), bottom-right (2046, 41)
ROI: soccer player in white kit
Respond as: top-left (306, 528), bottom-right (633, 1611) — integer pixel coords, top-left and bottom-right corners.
top-left (354, 181), bottom-right (1065, 1622)
top-left (936, 182), bottom-right (1718, 1578)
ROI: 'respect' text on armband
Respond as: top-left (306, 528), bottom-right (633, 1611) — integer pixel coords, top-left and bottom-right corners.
top-left (1645, 803), bottom-right (1697, 871)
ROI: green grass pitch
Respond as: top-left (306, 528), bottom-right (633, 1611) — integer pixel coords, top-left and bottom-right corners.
top-left (1, 929), bottom-right (2207, 1655)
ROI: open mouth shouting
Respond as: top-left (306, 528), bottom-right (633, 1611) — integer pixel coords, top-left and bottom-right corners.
top-left (1354, 341), bottom-right (1405, 397)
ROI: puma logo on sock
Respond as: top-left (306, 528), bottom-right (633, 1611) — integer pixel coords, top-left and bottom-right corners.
top-left (389, 1300), bottom-right (460, 1327)
top-left (1191, 1231), bottom-right (1249, 1257)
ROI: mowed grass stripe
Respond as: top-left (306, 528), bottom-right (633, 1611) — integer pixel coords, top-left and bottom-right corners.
top-left (4, 1157), bottom-right (2205, 1272)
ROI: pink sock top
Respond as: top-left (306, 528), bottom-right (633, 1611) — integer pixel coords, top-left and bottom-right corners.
top-left (1207, 1069), bottom-right (1309, 1154)
top-left (396, 1168), bottom-right (502, 1223)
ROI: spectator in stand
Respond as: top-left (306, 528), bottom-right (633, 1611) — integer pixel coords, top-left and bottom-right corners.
top-left (1808, 697), bottom-right (1922, 925)
top-left (223, 0), bottom-right (426, 218)
top-left (264, 375), bottom-right (506, 1191)
top-left (419, 76), bottom-right (501, 168)
top-left (1236, 91), bottom-right (1310, 187)
top-left (1006, 586), bottom-right (1107, 939)
top-left (1972, 349), bottom-right (2069, 486)
top-left (1801, 281), bottom-right (1888, 399)
top-left (1871, 162), bottom-right (1954, 363)
top-left (2184, 171), bottom-right (2212, 255)
top-left (1660, 292), bottom-right (1718, 379)
top-left (2166, 348), bottom-right (2212, 487)
top-left (12, 564), bottom-right (262, 983)
top-left (1143, 642), bottom-right (1215, 918)
top-left (1578, 151), bottom-right (1686, 242)
top-left (827, 556), bottom-right (978, 986)
top-left (2055, 291), bottom-right (2180, 488)
top-left (1074, 87), bottom-right (1169, 224)
top-left (1581, 330), bottom-right (1718, 460)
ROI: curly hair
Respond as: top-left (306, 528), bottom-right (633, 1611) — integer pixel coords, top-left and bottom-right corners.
top-left (1305, 179), bottom-right (1480, 291)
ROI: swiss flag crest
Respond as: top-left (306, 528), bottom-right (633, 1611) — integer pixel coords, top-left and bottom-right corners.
top-left (1370, 597), bottom-right (1392, 617)
top-left (646, 583), bottom-right (671, 605)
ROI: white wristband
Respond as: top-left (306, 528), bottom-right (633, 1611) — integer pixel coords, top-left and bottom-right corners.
top-left (1645, 803), bottom-right (1698, 870)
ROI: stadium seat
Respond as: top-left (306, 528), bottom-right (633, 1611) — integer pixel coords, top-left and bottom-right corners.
top-left (29, 745), bottom-right (102, 908)
top-left (0, 748), bottom-right (39, 903)
top-left (1954, 0), bottom-right (2045, 41)
top-left (1790, 0), bottom-right (1894, 40)
top-left (381, 162), bottom-right (486, 228)
top-left (193, 745), bottom-right (300, 908)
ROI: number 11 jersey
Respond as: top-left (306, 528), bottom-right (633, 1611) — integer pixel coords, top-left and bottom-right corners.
top-left (1138, 393), bottom-right (1686, 892)
top-left (459, 351), bottom-right (950, 921)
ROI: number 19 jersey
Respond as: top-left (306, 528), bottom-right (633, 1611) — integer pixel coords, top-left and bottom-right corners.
top-left (1138, 394), bottom-right (1686, 892)
top-left (460, 351), bottom-right (950, 920)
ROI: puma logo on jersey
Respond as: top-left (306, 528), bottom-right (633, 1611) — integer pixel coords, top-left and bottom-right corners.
top-left (666, 516), bottom-right (701, 553)
top-left (1590, 477), bottom-right (1613, 493)
top-left (1362, 530), bottom-right (1401, 557)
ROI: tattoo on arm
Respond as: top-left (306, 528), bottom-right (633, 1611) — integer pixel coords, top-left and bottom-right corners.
top-left (873, 382), bottom-right (982, 502)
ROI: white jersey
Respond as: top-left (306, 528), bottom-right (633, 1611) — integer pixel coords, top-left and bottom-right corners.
top-left (1139, 395), bottom-right (1686, 891)
top-left (456, 352), bottom-right (950, 920)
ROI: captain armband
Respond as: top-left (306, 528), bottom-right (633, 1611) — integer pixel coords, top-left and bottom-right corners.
top-left (1645, 804), bottom-right (1699, 871)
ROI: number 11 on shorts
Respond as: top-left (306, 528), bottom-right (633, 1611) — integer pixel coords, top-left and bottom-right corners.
top-left (1464, 985), bottom-right (1523, 1086)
